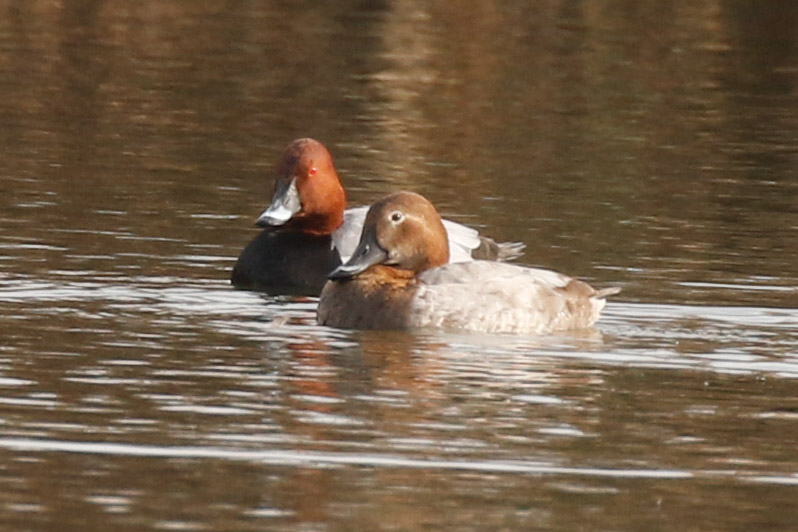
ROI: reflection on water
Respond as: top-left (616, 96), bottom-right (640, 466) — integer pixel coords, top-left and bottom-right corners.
top-left (1, 0), bottom-right (798, 530)
top-left (3, 275), bottom-right (798, 529)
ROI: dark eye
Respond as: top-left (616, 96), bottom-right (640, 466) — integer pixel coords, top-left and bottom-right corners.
top-left (390, 211), bottom-right (404, 223)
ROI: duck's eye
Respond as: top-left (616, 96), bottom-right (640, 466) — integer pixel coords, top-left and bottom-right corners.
top-left (390, 211), bottom-right (404, 223)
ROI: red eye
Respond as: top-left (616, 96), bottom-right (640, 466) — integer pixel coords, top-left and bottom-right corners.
top-left (308, 167), bottom-right (317, 176)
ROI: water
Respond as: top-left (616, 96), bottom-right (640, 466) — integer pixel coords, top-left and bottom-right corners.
top-left (1, 1), bottom-right (798, 530)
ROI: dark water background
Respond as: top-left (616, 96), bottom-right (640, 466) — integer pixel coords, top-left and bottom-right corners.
top-left (1, 1), bottom-right (797, 530)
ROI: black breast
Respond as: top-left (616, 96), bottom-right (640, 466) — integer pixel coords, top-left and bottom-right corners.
top-left (231, 230), bottom-right (342, 296)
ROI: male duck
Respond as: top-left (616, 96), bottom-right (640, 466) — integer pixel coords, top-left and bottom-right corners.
top-left (231, 138), bottom-right (524, 295)
top-left (317, 191), bottom-right (619, 334)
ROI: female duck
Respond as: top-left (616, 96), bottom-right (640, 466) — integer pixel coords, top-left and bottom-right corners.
top-left (317, 192), bottom-right (619, 334)
top-left (232, 138), bottom-right (523, 295)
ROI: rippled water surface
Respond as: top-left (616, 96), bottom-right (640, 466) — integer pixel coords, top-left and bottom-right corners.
top-left (1, 1), bottom-right (798, 530)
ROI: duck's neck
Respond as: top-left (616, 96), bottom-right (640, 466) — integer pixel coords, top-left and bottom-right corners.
top-left (336, 265), bottom-right (416, 288)
top-left (289, 210), bottom-right (344, 236)
top-left (291, 182), bottom-right (346, 236)
top-left (365, 265), bottom-right (416, 282)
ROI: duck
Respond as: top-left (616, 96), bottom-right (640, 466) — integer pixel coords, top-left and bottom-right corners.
top-left (317, 191), bottom-right (619, 334)
top-left (231, 138), bottom-right (524, 295)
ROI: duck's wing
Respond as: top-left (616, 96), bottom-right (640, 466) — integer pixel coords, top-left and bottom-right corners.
top-left (439, 219), bottom-right (481, 263)
top-left (440, 220), bottom-right (525, 263)
top-left (338, 207), bottom-right (525, 264)
top-left (414, 262), bottom-right (613, 334)
top-left (418, 261), bottom-right (567, 287)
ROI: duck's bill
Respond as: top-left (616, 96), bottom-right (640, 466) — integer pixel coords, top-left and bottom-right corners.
top-left (328, 228), bottom-right (388, 280)
top-left (256, 178), bottom-right (301, 227)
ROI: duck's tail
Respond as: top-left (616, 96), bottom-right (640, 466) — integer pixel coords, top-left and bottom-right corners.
top-left (473, 237), bottom-right (526, 262)
top-left (594, 286), bottom-right (622, 299)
